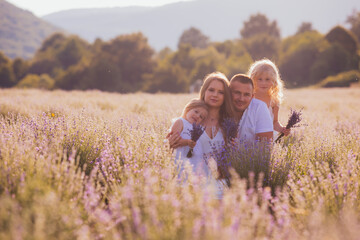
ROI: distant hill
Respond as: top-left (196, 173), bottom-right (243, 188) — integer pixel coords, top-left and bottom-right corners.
top-left (43, 0), bottom-right (360, 50)
top-left (0, 0), bottom-right (63, 59)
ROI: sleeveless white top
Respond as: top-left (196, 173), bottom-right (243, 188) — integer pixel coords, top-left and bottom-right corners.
top-left (173, 118), bottom-right (210, 177)
top-left (198, 127), bottom-right (226, 199)
top-left (199, 127), bottom-right (224, 160)
top-left (269, 101), bottom-right (281, 139)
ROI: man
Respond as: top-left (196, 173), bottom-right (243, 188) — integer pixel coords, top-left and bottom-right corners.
top-left (229, 73), bottom-right (273, 142)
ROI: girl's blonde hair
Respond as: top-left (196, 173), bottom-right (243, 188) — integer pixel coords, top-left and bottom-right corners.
top-left (199, 72), bottom-right (235, 124)
top-left (248, 58), bottom-right (284, 105)
top-left (181, 99), bottom-right (209, 119)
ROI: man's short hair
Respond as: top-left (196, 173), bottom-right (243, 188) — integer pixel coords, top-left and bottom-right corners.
top-left (230, 74), bottom-right (254, 89)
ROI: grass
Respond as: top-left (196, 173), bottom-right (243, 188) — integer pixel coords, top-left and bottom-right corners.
top-left (0, 87), bottom-right (359, 239)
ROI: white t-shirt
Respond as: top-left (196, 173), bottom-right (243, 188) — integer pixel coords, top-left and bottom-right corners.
top-left (237, 98), bottom-right (273, 142)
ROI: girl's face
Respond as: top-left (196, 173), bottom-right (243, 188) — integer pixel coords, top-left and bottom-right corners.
top-left (185, 107), bottom-right (208, 124)
top-left (204, 80), bottom-right (225, 108)
top-left (254, 71), bottom-right (275, 94)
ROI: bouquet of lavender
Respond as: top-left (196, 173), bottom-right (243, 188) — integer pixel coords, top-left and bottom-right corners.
top-left (221, 118), bottom-right (239, 143)
top-left (275, 108), bottom-right (303, 143)
top-left (186, 123), bottom-right (205, 158)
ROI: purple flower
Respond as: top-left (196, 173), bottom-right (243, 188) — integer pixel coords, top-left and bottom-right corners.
top-left (275, 108), bottom-right (303, 143)
top-left (186, 123), bottom-right (205, 158)
top-left (221, 118), bottom-right (238, 142)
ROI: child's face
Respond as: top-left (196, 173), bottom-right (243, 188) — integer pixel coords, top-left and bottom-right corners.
top-left (254, 71), bottom-right (274, 94)
top-left (185, 107), bottom-right (208, 124)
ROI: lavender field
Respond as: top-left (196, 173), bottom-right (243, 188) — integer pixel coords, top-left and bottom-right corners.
top-left (0, 88), bottom-right (359, 240)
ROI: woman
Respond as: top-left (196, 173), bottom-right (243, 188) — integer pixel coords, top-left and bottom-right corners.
top-left (197, 72), bottom-right (234, 160)
top-left (168, 72), bottom-right (235, 198)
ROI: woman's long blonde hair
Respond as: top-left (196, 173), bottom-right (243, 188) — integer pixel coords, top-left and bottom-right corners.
top-left (248, 58), bottom-right (284, 105)
top-left (199, 72), bottom-right (235, 124)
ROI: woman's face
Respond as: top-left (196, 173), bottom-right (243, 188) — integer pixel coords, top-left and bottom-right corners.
top-left (204, 80), bottom-right (225, 108)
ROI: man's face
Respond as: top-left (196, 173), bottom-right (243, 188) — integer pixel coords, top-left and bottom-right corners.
top-left (230, 81), bottom-right (254, 113)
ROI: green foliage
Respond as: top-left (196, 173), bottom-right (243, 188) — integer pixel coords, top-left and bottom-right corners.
top-left (143, 61), bottom-right (188, 93)
top-left (296, 22), bottom-right (314, 35)
top-left (55, 60), bottom-right (89, 90)
top-left (178, 27), bottom-right (209, 49)
top-left (243, 33), bottom-right (280, 60)
top-left (189, 47), bottom-right (227, 82)
top-left (3, 10), bottom-right (360, 93)
top-left (56, 38), bottom-right (88, 69)
top-left (325, 25), bottom-right (359, 53)
top-left (279, 31), bottom-right (327, 87)
top-left (16, 74), bottom-right (55, 90)
top-left (29, 34), bottom-right (90, 80)
top-left (213, 40), bottom-right (253, 76)
top-left (280, 28), bottom-right (360, 87)
top-left (170, 44), bottom-right (195, 73)
top-left (89, 32), bottom-right (155, 92)
top-left (143, 44), bottom-right (194, 93)
top-left (310, 43), bottom-right (358, 83)
top-left (240, 13), bottom-right (281, 61)
top-left (240, 13), bottom-right (281, 39)
top-left (316, 70), bottom-right (360, 88)
top-left (143, 43), bottom-right (252, 93)
top-left (12, 58), bottom-right (29, 82)
top-left (0, 52), bottom-right (15, 87)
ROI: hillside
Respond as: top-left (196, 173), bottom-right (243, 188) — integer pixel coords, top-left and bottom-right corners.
top-left (43, 0), bottom-right (360, 50)
top-left (0, 0), bottom-right (63, 59)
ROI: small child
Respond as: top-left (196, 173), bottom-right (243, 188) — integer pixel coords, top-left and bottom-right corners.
top-left (169, 98), bottom-right (208, 158)
top-left (168, 98), bottom-right (209, 178)
top-left (248, 59), bottom-right (290, 137)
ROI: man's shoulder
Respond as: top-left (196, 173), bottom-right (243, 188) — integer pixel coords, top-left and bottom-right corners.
top-left (249, 98), bottom-right (268, 112)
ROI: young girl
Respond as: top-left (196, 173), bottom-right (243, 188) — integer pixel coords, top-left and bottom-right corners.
top-left (248, 59), bottom-right (290, 137)
top-left (168, 98), bottom-right (209, 177)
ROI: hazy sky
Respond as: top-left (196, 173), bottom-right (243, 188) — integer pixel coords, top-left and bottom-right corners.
top-left (7, 0), bottom-right (194, 16)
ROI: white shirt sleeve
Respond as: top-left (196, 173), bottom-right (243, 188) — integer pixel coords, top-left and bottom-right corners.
top-left (255, 101), bottom-right (273, 134)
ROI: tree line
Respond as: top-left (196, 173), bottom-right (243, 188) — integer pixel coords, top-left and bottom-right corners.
top-left (1, 12), bottom-right (360, 93)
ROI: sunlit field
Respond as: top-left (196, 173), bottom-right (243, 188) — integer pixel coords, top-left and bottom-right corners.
top-left (0, 88), bottom-right (359, 240)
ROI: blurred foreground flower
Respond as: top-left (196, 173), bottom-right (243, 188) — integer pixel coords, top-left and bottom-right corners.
top-left (186, 123), bottom-right (205, 158)
top-left (275, 108), bottom-right (303, 143)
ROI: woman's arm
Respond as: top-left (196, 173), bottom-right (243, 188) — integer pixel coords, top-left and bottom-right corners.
top-left (166, 119), bottom-right (193, 149)
top-left (273, 105), bottom-right (290, 136)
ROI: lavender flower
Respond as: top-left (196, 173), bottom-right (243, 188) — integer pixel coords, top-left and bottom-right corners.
top-left (221, 118), bottom-right (239, 143)
top-left (275, 108), bottom-right (303, 143)
top-left (186, 123), bottom-right (205, 158)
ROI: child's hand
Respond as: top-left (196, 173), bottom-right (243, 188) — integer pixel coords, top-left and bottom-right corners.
top-left (281, 127), bottom-right (291, 136)
top-left (188, 140), bottom-right (196, 149)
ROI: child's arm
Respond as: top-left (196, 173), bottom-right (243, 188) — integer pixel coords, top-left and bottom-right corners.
top-left (167, 119), bottom-right (193, 149)
top-left (273, 105), bottom-right (290, 136)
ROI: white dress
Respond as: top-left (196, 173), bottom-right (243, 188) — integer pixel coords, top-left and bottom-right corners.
top-left (268, 101), bottom-right (280, 140)
top-left (198, 127), bottom-right (226, 199)
top-left (199, 127), bottom-right (225, 161)
top-left (173, 118), bottom-right (210, 178)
